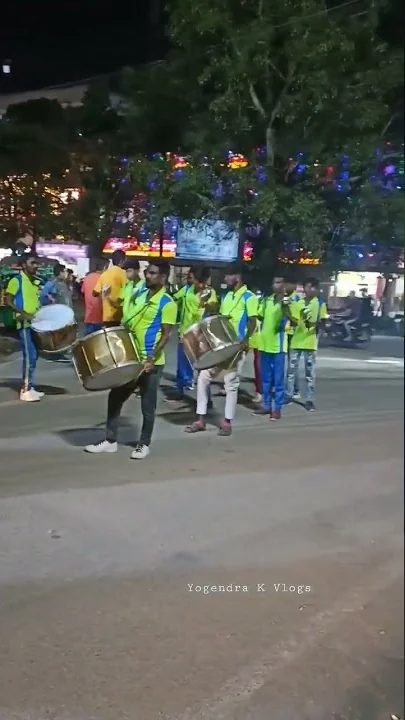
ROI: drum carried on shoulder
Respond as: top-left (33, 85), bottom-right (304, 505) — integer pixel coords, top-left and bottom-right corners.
top-left (183, 315), bottom-right (242, 371)
top-left (72, 326), bottom-right (143, 392)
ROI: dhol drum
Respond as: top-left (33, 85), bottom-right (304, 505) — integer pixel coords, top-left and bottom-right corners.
top-left (73, 326), bottom-right (143, 391)
top-left (31, 304), bottom-right (77, 356)
top-left (183, 315), bottom-right (242, 371)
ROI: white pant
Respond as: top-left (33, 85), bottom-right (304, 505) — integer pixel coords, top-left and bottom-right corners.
top-left (196, 355), bottom-right (246, 420)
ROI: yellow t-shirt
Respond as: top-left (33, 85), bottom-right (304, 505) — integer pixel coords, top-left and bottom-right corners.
top-left (6, 272), bottom-right (41, 328)
top-left (94, 265), bottom-right (127, 323)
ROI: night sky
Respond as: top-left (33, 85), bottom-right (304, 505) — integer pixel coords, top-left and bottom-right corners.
top-left (1, 0), bottom-right (163, 93)
top-left (0, 0), bottom-right (402, 95)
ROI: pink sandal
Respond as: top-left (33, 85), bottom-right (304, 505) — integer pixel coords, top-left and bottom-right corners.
top-left (185, 421), bottom-right (206, 434)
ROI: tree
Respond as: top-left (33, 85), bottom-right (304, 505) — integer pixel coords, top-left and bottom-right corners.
top-left (0, 114), bottom-right (74, 249)
top-left (125, 0), bottom-right (403, 278)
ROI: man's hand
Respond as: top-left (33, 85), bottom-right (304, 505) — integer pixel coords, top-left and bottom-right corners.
top-left (143, 357), bottom-right (154, 374)
top-left (20, 311), bottom-right (34, 322)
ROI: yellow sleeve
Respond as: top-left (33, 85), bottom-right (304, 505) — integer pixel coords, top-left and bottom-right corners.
top-left (173, 286), bottom-right (186, 302)
top-left (246, 293), bottom-right (259, 317)
top-left (162, 299), bottom-right (177, 325)
top-left (209, 288), bottom-right (217, 303)
top-left (6, 277), bottom-right (19, 296)
top-left (319, 302), bottom-right (327, 320)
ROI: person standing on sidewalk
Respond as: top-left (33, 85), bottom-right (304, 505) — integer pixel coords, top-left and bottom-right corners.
top-left (85, 261), bottom-right (177, 459)
top-left (5, 254), bottom-right (44, 402)
top-left (171, 266), bottom-right (217, 401)
top-left (285, 277), bottom-right (327, 411)
top-left (40, 263), bottom-right (72, 308)
top-left (252, 277), bottom-right (288, 421)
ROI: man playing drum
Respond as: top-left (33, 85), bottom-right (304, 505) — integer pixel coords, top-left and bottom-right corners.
top-left (85, 261), bottom-right (177, 459)
top-left (185, 263), bottom-right (258, 437)
top-left (171, 265), bottom-right (217, 400)
top-left (5, 254), bottom-right (44, 402)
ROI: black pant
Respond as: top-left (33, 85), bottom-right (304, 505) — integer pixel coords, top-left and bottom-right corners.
top-left (106, 366), bottom-right (163, 446)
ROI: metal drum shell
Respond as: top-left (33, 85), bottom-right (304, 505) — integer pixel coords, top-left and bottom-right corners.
top-left (32, 323), bottom-right (78, 356)
top-left (73, 326), bottom-right (143, 392)
top-left (183, 315), bottom-right (242, 371)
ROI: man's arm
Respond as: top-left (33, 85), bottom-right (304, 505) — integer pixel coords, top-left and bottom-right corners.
top-left (5, 279), bottom-right (33, 321)
top-left (93, 274), bottom-right (103, 298)
top-left (144, 301), bottom-right (177, 370)
top-left (244, 294), bottom-right (259, 342)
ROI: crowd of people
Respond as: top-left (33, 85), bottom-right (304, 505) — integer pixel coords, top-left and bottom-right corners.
top-left (5, 250), bottom-right (327, 459)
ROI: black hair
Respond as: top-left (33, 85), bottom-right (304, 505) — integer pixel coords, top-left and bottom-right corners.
top-left (194, 266), bottom-right (211, 283)
top-left (111, 249), bottom-right (126, 266)
top-left (188, 266), bottom-right (198, 277)
top-left (304, 277), bottom-right (319, 289)
top-left (53, 262), bottom-right (66, 277)
top-left (21, 253), bottom-right (38, 265)
top-left (149, 259), bottom-right (171, 277)
top-left (125, 258), bottom-right (140, 271)
top-left (225, 261), bottom-right (245, 277)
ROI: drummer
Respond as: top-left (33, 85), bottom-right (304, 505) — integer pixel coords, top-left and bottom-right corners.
top-left (171, 265), bottom-right (217, 401)
top-left (4, 254), bottom-right (44, 402)
top-left (185, 262), bottom-right (258, 436)
top-left (85, 260), bottom-right (177, 459)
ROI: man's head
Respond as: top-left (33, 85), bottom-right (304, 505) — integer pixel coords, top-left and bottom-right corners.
top-left (53, 262), bottom-right (67, 281)
top-left (272, 276), bottom-right (285, 295)
top-left (187, 266), bottom-right (198, 286)
top-left (224, 262), bottom-right (244, 290)
top-left (145, 260), bottom-right (171, 290)
top-left (193, 266), bottom-right (211, 292)
top-left (111, 249), bottom-right (126, 268)
top-left (125, 258), bottom-right (140, 282)
top-left (303, 277), bottom-right (319, 299)
top-left (21, 254), bottom-right (39, 278)
top-left (284, 275), bottom-right (298, 297)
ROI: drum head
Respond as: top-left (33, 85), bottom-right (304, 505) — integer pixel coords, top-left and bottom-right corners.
top-left (194, 343), bottom-right (242, 370)
top-left (32, 304), bottom-right (74, 332)
top-left (82, 363), bottom-right (143, 392)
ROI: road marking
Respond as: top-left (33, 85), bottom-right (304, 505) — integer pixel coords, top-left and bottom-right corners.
top-left (175, 557), bottom-right (402, 720)
top-left (320, 355), bottom-right (404, 366)
top-left (366, 357), bottom-right (404, 365)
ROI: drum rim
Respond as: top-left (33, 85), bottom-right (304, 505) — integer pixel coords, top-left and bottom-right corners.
top-left (183, 315), bottom-right (230, 336)
top-left (32, 322), bottom-right (78, 336)
top-left (194, 342), bottom-right (242, 370)
top-left (32, 304), bottom-right (75, 324)
top-left (81, 361), bottom-right (143, 391)
top-left (80, 325), bottom-right (127, 341)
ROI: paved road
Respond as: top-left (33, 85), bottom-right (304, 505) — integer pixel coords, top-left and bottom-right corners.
top-left (319, 333), bottom-right (404, 359)
top-left (0, 343), bottom-right (403, 719)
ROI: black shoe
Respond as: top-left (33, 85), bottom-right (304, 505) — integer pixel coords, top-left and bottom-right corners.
top-left (166, 390), bottom-right (186, 402)
top-left (305, 401), bottom-right (316, 412)
top-left (252, 407), bottom-right (270, 416)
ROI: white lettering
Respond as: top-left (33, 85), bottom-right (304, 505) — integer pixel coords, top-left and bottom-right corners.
top-left (257, 583), bottom-right (266, 592)
top-left (243, 585), bottom-right (249, 592)
top-left (195, 585), bottom-right (201, 592)
top-left (218, 585), bottom-right (225, 592)
top-left (188, 583), bottom-right (194, 592)
top-left (273, 583), bottom-right (281, 592)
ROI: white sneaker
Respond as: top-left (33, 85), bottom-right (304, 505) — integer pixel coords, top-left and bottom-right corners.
top-left (85, 440), bottom-right (118, 454)
top-left (252, 392), bottom-right (262, 404)
top-left (32, 388), bottom-right (45, 398)
top-left (292, 392), bottom-right (301, 400)
top-left (20, 389), bottom-right (41, 402)
top-left (130, 444), bottom-right (150, 460)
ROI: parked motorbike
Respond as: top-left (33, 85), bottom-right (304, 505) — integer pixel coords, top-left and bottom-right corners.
top-left (323, 314), bottom-right (372, 347)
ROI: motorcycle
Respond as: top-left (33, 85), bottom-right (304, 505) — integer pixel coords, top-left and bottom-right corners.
top-left (323, 313), bottom-right (372, 347)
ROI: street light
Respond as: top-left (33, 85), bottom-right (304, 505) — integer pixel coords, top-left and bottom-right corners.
top-left (2, 59), bottom-right (11, 75)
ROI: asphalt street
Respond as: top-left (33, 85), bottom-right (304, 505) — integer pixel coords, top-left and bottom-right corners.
top-left (0, 337), bottom-right (403, 720)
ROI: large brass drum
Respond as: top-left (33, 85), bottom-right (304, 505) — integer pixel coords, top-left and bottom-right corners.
top-left (73, 326), bottom-right (143, 391)
top-left (183, 315), bottom-right (242, 371)
top-left (31, 304), bottom-right (77, 356)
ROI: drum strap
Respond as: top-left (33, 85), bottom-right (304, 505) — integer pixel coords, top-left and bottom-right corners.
top-left (222, 292), bottom-right (246, 321)
top-left (124, 297), bottom-right (154, 328)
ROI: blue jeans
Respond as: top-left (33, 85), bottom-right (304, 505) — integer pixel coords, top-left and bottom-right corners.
top-left (260, 351), bottom-right (286, 412)
top-left (18, 327), bottom-right (38, 390)
top-left (286, 350), bottom-right (316, 402)
top-left (286, 337), bottom-right (299, 395)
top-left (85, 323), bottom-right (103, 336)
top-left (176, 342), bottom-right (194, 392)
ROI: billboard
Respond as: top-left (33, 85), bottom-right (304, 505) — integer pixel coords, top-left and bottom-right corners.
top-left (176, 220), bottom-right (240, 263)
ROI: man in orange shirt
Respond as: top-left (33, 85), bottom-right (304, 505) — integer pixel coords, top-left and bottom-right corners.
top-left (93, 250), bottom-right (127, 326)
top-left (81, 259), bottom-right (105, 335)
